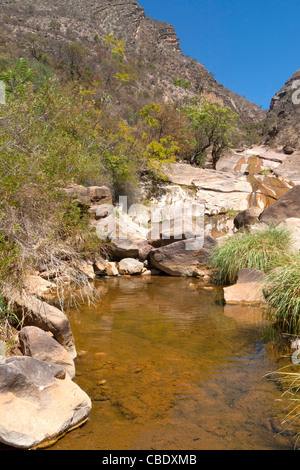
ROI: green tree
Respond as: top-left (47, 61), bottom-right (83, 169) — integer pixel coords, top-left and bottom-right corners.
top-left (183, 100), bottom-right (238, 169)
top-left (61, 42), bottom-right (89, 79)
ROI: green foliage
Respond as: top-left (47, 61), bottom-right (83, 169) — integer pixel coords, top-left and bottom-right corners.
top-left (210, 226), bottom-right (291, 286)
top-left (144, 137), bottom-right (179, 179)
top-left (103, 33), bottom-right (126, 62)
top-left (173, 77), bottom-right (190, 89)
top-left (0, 58), bottom-right (35, 93)
top-left (183, 100), bottom-right (238, 168)
top-left (139, 103), bottom-right (161, 128)
top-left (241, 121), bottom-right (265, 146)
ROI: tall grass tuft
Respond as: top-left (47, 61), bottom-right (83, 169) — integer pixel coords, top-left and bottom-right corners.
top-left (210, 225), bottom-right (291, 286)
top-left (268, 365), bottom-right (300, 446)
top-left (264, 257), bottom-right (300, 334)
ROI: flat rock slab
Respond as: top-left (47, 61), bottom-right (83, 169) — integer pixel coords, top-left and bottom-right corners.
top-left (224, 269), bottom-right (266, 305)
top-left (167, 163), bottom-right (252, 193)
top-left (0, 357), bottom-right (91, 450)
top-left (224, 282), bottom-right (265, 305)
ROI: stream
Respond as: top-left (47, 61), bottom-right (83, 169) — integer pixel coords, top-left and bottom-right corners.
top-left (51, 276), bottom-right (295, 450)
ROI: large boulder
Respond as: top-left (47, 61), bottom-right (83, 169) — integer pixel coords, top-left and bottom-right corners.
top-left (118, 258), bottom-right (144, 276)
top-left (224, 268), bottom-right (266, 305)
top-left (18, 327), bottom-right (76, 379)
top-left (8, 289), bottom-right (76, 360)
top-left (149, 237), bottom-right (217, 277)
top-left (0, 356), bottom-right (91, 449)
top-left (259, 185), bottom-right (300, 225)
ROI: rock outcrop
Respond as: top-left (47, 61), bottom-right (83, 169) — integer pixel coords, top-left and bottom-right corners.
top-left (265, 69), bottom-right (300, 152)
top-left (146, 163), bottom-right (292, 217)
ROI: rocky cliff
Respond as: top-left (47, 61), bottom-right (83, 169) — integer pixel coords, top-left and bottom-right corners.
top-left (264, 69), bottom-right (300, 152)
top-left (0, 0), bottom-right (264, 122)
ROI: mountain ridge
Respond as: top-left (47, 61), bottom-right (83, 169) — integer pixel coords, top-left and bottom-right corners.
top-left (0, 0), bottom-right (264, 122)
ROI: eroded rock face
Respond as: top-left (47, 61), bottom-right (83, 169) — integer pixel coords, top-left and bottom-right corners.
top-left (18, 327), bottom-right (76, 379)
top-left (0, 356), bottom-right (91, 450)
top-left (149, 237), bottom-right (217, 277)
top-left (147, 163), bottom-right (291, 217)
top-left (265, 69), bottom-right (300, 152)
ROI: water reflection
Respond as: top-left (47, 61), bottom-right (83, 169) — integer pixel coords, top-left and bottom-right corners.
top-left (51, 277), bottom-right (295, 450)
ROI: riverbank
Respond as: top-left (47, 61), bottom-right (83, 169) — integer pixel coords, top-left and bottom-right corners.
top-left (1, 178), bottom-right (300, 449)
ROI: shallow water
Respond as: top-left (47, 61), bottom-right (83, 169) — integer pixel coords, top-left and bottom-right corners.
top-left (51, 277), bottom-right (295, 450)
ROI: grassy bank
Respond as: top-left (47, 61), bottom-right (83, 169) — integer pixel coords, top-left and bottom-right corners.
top-left (210, 225), bottom-right (292, 286)
top-left (211, 225), bottom-right (300, 335)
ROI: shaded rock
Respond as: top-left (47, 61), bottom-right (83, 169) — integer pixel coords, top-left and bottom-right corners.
top-left (234, 207), bottom-right (263, 229)
top-left (8, 289), bottom-right (76, 360)
top-left (224, 269), bottom-right (266, 305)
top-left (104, 261), bottom-right (119, 277)
top-left (0, 356), bottom-right (91, 449)
top-left (19, 327), bottom-right (76, 379)
top-left (110, 239), bottom-right (151, 261)
top-left (259, 185), bottom-right (300, 225)
top-left (149, 237), bottom-right (217, 277)
top-left (138, 243), bottom-right (154, 261)
top-left (118, 258), bottom-right (144, 276)
top-left (93, 256), bottom-right (108, 275)
top-left (236, 268), bottom-right (267, 284)
top-left (148, 218), bottom-right (201, 248)
top-left (63, 184), bottom-right (112, 208)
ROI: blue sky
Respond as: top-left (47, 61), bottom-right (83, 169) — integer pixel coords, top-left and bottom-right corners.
top-left (138, 0), bottom-right (300, 110)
